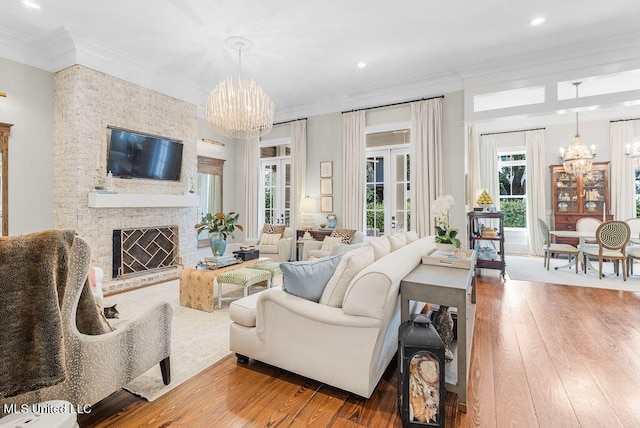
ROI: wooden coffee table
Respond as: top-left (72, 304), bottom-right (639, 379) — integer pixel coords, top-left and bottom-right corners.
top-left (180, 257), bottom-right (270, 312)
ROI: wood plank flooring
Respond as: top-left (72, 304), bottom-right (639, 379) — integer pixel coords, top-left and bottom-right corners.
top-left (78, 270), bottom-right (640, 427)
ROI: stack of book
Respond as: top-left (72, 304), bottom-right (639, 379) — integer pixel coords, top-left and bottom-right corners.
top-left (197, 254), bottom-right (240, 270)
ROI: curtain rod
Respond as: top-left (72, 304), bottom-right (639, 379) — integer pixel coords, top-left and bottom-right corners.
top-left (481, 127), bottom-right (545, 137)
top-left (341, 95), bottom-right (445, 114)
top-left (273, 117), bottom-right (307, 126)
top-left (610, 117), bottom-right (640, 123)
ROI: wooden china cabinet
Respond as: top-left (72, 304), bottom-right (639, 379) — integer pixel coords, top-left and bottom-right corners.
top-left (550, 161), bottom-right (612, 246)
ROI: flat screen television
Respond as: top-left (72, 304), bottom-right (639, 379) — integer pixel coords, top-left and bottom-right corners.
top-left (106, 127), bottom-right (183, 181)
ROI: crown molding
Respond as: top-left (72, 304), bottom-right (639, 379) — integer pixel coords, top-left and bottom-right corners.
top-left (273, 70), bottom-right (464, 122)
top-left (458, 31), bottom-right (640, 89)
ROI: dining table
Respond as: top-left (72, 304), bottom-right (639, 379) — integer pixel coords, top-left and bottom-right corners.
top-left (549, 229), bottom-right (599, 273)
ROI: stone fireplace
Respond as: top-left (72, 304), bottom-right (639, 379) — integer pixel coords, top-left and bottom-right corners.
top-left (112, 225), bottom-right (180, 278)
top-left (53, 65), bottom-right (200, 294)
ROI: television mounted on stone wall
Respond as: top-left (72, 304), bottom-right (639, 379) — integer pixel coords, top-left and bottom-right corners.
top-left (106, 127), bottom-right (183, 181)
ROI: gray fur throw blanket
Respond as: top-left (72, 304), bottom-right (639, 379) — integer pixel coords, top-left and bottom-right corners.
top-left (0, 229), bottom-right (111, 398)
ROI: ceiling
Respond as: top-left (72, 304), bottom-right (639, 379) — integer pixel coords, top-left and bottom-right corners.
top-left (2, 0), bottom-right (640, 123)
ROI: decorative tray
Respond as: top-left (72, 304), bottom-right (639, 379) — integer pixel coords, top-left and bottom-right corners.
top-left (421, 248), bottom-right (476, 269)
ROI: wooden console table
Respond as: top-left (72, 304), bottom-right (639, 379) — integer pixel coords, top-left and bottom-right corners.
top-left (400, 262), bottom-right (476, 412)
top-left (295, 229), bottom-right (333, 241)
top-left (180, 257), bottom-right (269, 312)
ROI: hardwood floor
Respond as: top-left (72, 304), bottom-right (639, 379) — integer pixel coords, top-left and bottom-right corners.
top-left (78, 270), bottom-right (640, 427)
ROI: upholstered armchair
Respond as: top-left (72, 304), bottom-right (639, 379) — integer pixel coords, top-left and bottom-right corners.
top-left (0, 231), bottom-right (172, 410)
top-left (244, 227), bottom-right (293, 262)
top-left (303, 230), bottom-right (365, 260)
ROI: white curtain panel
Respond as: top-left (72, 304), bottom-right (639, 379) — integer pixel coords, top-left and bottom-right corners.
top-left (467, 124), bottom-right (481, 206)
top-left (410, 98), bottom-right (443, 237)
top-left (291, 119), bottom-right (307, 259)
top-left (609, 121), bottom-right (635, 220)
top-left (243, 136), bottom-right (260, 238)
top-left (525, 129), bottom-right (547, 256)
top-left (479, 134), bottom-right (499, 211)
top-left (342, 110), bottom-right (366, 230)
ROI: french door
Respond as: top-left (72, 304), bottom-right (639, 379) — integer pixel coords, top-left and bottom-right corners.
top-left (365, 146), bottom-right (411, 235)
top-left (260, 158), bottom-right (291, 227)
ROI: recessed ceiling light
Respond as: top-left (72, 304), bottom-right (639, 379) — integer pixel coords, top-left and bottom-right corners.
top-left (357, 62), bottom-right (367, 69)
top-left (22, 0), bottom-right (41, 9)
top-left (530, 17), bottom-right (546, 26)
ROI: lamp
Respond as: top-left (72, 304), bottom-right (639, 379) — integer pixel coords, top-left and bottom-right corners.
top-left (559, 82), bottom-right (595, 176)
top-left (299, 196), bottom-right (318, 232)
top-left (206, 36), bottom-right (275, 139)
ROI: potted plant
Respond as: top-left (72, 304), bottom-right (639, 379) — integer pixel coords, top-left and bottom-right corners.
top-left (195, 212), bottom-right (244, 256)
top-left (432, 195), bottom-right (460, 254)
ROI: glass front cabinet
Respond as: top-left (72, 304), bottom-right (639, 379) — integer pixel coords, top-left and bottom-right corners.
top-left (550, 162), bottom-right (612, 245)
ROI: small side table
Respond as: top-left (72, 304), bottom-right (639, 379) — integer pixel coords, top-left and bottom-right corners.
top-left (400, 262), bottom-right (476, 412)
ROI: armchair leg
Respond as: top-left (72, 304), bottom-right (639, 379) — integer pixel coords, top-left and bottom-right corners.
top-left (160, 356), bottom-right (171, 385)
top-left (236, 353), bottom-right (249, 364)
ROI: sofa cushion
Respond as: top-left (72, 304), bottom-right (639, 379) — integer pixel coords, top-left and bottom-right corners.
top-left (259, 233), bottom-right (281, 246)
top-left (320, 246), bottom-right (375, 307)
top-left (308, 249), bottom-right (331, 260)
top-left (228, 289), bottom-right (262, 327)
top-left (365, 236), bottom-right (390, 261)
top-left (321, 236), bottom-right (343, 252)
top-left (406, 230), bottom-right (418, 243)
top-left (330, 228), bottom-right (356, 244)
top-left (280, 255), bottom-right (342, 302)
top-left (262, 224), bottom-right (286, 237)
top-left (256, 244), bottom-right (278, 254)
top-left (388, 233), bottom-right (407, 251)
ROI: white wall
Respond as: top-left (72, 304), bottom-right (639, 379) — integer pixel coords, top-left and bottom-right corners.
top-left (0, 57), bottom-right (54, 234)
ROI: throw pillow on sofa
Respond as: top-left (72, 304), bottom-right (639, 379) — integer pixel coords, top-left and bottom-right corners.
top-left (321, 236), bottom-right (343, 252)
top-left (262, 224), bottom-right (286, 237)
top-left (280, 255), bottom-right (342, 302)
top-left (330, 228), bottom-right (356, 244)
top-left (388, 233), bottom-right (407, 251)
top-left (405, 230), bottom-right (419, 243)
top-left (320, 245), bottom-right (375, 307)
top-left (259, 233), bottom-right (281, 246)
top-left (365, 236), bottom-right (390, 260)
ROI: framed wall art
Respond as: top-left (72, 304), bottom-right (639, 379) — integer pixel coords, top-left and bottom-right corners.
top-left (320, 178), bottom-right (333, 195)
top-left (320, 195), bottom-right (333, 212)
top-left (320, 161), bottom-right (333, 178)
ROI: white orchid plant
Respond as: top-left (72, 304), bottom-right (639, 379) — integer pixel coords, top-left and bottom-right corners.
top-left (432, 194), bottom-right (460, 248)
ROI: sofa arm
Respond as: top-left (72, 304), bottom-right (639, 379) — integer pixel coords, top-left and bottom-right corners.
top-left (302, 240), bottom-right (323, 260)
top-left (255, 289), bottom-right (380, 338)
top-left (277, 237), bottom-right (293, 261)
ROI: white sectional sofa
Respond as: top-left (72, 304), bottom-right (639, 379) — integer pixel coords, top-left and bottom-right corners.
top-left (228, 232), bottom-right (435, 398)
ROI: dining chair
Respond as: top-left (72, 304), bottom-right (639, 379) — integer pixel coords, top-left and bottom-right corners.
top-left (582, 221), bottom-right (630, 280)
top-left (576, 217), bottom-right (602, 245)
top-left (537, 218), bottom-right (579, 273)
top-left (625, 218), bottom-right (640, 275)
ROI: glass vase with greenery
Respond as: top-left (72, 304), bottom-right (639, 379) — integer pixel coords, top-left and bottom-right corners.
top-left (194, 212), bottom-right (244, 240)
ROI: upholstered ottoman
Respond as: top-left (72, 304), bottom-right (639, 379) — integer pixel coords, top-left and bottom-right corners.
top-left (247, 261), bottom-right (283, 286)
top-left (215, 268), bottom-right (272, 309)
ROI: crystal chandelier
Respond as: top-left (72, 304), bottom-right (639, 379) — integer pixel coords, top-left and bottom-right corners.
top-left (560, 82), bottom-right (595, 176)
top-left (206, 37), bottom-right (275, 139)
top-left (625, 138), bottom-right (640, 168)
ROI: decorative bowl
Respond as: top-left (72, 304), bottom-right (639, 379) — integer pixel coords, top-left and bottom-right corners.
top-left (478, 204), bottom-right (491, 210)
top-left (319, 223), bottom-right (327, 228)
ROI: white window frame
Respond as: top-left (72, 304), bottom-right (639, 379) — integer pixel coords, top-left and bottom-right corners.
top-left (497, 147), bottom-right (527, 230)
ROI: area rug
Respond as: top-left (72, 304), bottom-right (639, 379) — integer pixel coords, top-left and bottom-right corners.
top-left (505, 255), bottom-right (640, 291)
top-left (103, 279), bottom-right (243, 401)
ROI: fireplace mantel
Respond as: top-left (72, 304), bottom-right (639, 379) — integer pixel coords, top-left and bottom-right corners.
top-left (88, 191), bottom-right (198, 208)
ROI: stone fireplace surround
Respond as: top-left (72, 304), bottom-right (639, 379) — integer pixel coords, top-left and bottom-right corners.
top-left (53, 65), bottom-right (201, 294)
